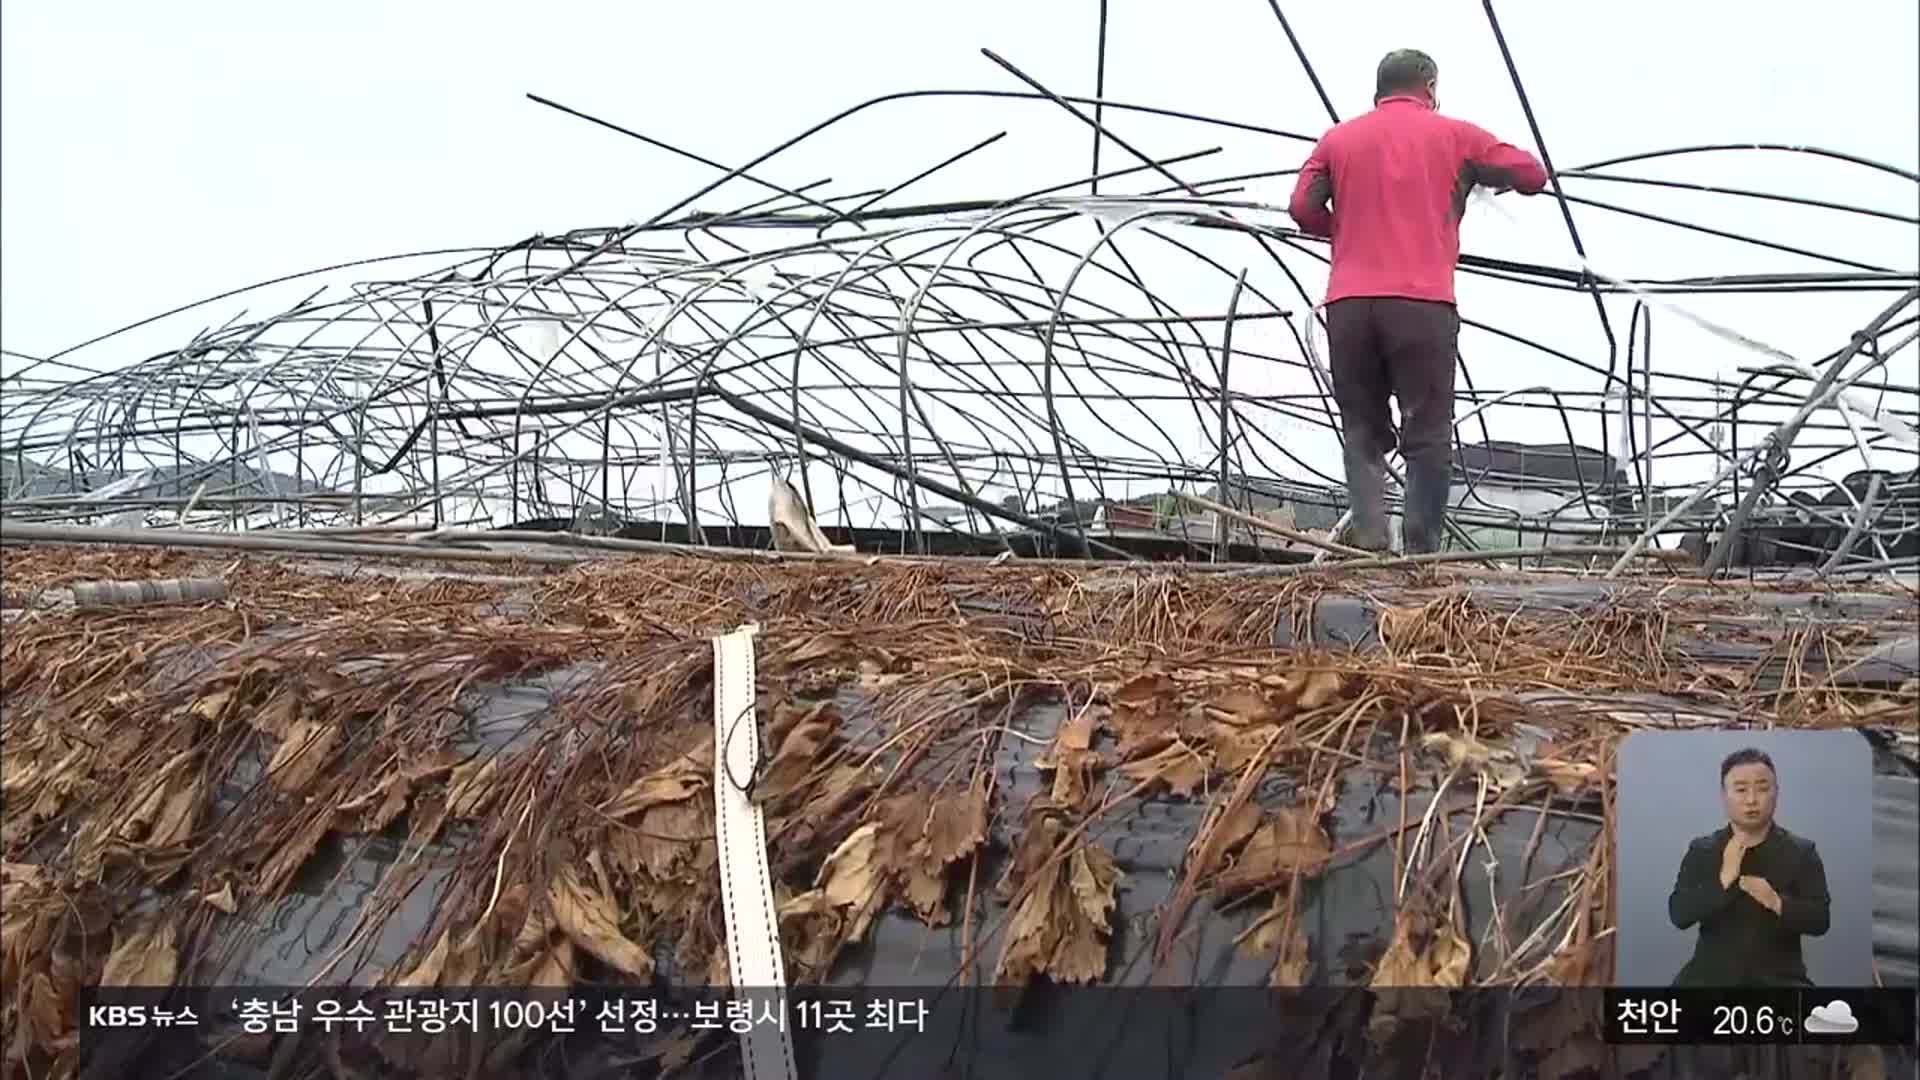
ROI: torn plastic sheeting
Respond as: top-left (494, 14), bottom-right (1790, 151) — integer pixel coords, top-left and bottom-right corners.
top-left (28, 663), bottom-right (1916, 1080)
top-left (169, 676), bottom-right (1595, 1001)
top-left (769, 476), bottom-right (854, 555)
top-left (705, 692), bottom-right (1598, 991)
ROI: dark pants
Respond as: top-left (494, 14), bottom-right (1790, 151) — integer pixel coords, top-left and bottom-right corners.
top-left (1325, 297), bottom-right (1459, 553)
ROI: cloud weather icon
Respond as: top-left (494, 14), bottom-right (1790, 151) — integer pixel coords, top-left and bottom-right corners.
top-left (1804, 1000), bottom-right (1859, 1035)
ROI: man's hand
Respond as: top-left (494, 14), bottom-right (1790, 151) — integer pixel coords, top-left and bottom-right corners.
top-left (1739, 875), bottom-right (1783, 915)
top-left (1719, 832), bottom-right (1751, 888)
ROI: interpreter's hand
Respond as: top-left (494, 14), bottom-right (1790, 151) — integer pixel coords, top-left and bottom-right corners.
top-left (1719, 832), bottom-right (1750, 889)
top-left (1739, 875), bottom-right (1783, 916)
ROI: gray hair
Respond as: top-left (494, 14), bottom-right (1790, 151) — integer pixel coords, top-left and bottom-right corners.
top-left (1376, 49), bottom-right (1438, 100)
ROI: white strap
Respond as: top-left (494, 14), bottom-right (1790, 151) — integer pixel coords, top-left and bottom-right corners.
top-left (710, 622), bottom-right (796, 1080)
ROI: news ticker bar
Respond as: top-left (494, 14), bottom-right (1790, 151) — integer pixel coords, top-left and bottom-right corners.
top-left (80, 986), bottom-right (1918, 1051)
top-left (1604, 988), bottom-right (1916, 1046)
top-left (82, 987), bottom-right (925, 1040)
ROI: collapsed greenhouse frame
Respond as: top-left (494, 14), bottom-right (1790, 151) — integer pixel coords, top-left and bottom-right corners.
top-left (0, 6), bottom-right (1916, 580)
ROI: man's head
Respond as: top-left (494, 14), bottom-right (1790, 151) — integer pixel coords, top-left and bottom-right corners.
top-left (1376, 49), bottom-right (1439, 109)
top-left (1720, 748), bottom-right (1778, 832)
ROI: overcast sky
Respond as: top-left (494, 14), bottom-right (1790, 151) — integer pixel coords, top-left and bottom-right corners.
top-left (2, 1), bottom-right (1915, 525)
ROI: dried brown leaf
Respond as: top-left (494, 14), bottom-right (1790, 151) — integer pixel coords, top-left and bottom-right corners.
top-left (776, 888), bottom-right (843, 979)
top-left (1107, 709), bottom-right (1176, 758)
top-left (1208, 723), bottom-right (1277, 774)
top-left (395, 932), bottom-right (451, 989)
top-left (190, 689), bottom-right (234, 723)
top-left (856, 657), bottom-right (908, 691)
top-left (1, 861), bottom-right (48, 888)
top-left (446, 755), bottom-right (501, 819)
top-left (1208, 685), bottom-right (1276, 725)
top-left (992, 823), bottom-right (1119, 988)
top-left (145, 772), bottom-right (205, 851)
top-left (1105, 673), bottom-right (1179, 757)
top-left (265, 719), bottom-right (339, 793)
top-left (995, 813), bottom-right (1063, 901)
top-left (511, 893), bottom-right (556, 957)
top-left (892, 775), bottom-right (991, 926)
top-left (1111, 671), bottom-right (1178, 706)
top-left (1036, 709), bottom-right (1103, 810)
top-left (23, 970), bottom-right (67, 1049)
top-left (924, 772), bottom-right (990, 867)
top-left (1367, 903), bottom-right (1473, 1037)
top-left (1236, 894), bottom-right (1311, 987)
top-left (1066, 845), bottom-right (1119, 932)
top-left (1055, 704), bottom-right (1099, 753)
top-left (1202, 801), bottom-right (1262, 866)
top-left (992, 877), bottom-right (1063, 985)
top-left (1285, 669), bottom-right (1345, 711)
top-left (605, 773), bottom-right (704, 820)
top-left (1426, 922), bottom-right (1471, 987)
top-left (1048, 917), bottom-right (1110, 983)
top-left (899, 861), bottom-right (948, 925)
top-left (1044, 749), bottom-right (1100, 811)
top-left (773, 634), bottom-right (848, 670)
top-left (757, 702), bottom-right (834, 804)
top-left (788, 762), bottom-right (872, 842)
top-left (523, 937), bottom-right (575, 990)
top-left (1052, 845), bottom-right (1120, 983)
top-left (1369, 910), bottom-right (1470, 989)
top-left (254, 805), bottom-right (335, 897)
top-left (1377, 605), bottom-right (1428, 648)
top-left (110, 749), bottom-right (193, 845)
top-left (403, 749), bottom-right (463, 783)
top-left (1540, 933), bottom-right (1597, 988)
top-left (249, 692), bottom-right (299, 738)
top-left (1217, 809), bottom-right (1331, 892)
top-left (201, 883), bottom-right (238, 915)
top-left (337, 774), bottom-right (413, 834)
top-left (1116, 741), bottom-right (1209, 798)
top-left (2, 897), bottom-right (54, 989)
top-left (1421, 731), bottom-right (1489, 768)
top-left (101, 918), bottom-right (177, 988)
top-left (817, 822), bottom-right (890, 940)
top-left (633, 796), bottom-right (711, 879)
top-left (548, 865), bottom-right (653, 979)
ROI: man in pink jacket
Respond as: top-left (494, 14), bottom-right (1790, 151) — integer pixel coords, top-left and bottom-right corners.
top-left (1288, 49), bottom-right (1548, 553)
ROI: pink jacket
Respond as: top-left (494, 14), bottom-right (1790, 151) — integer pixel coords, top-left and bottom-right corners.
top-left (1288, 96), bottom-right (1548, 305)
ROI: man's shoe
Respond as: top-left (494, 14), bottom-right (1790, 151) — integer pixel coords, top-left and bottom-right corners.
top-left (1342, 444), bottom-right (1392, 553)
top-left (1401, 452), bottom-right (1454, 555)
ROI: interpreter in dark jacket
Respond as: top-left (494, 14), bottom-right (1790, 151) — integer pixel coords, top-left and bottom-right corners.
top-left (1668, 747), bottom-right (1831, 987)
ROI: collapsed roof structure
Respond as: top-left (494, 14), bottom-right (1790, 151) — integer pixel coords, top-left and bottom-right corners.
top-left (2, 4), bottom-right (1918, 1079)
top-left (1, 30), bottom-right (1915, 574)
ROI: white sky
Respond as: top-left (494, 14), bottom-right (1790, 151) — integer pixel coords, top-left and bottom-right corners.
top-left (2, 0), bottom-right (1916, 531)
